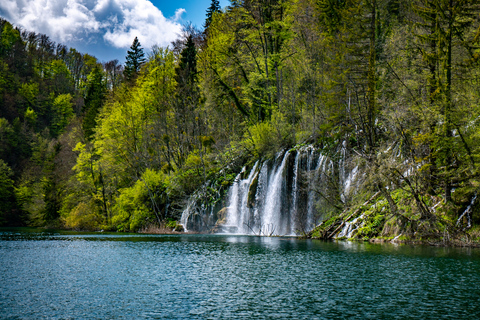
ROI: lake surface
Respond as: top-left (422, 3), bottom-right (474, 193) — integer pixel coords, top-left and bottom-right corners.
top-left (1, 228), bottom-right (480, 319)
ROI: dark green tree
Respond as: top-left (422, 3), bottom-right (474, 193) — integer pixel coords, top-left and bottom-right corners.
top-left (42, 176), bottom-right (60, 222)
top-left (177, 34), bottom-right (197, 86)
top-left (172, 33), bottom-right (201, 167)
top-left (205, 0), bottom-right (221, 30)
top-left (124, 37), bottom-right (146, 82)
top-left (318, 0), bottom-right (347, 34)
top-left (82, 66), bottom-right (106, 140)
top-left (0, 159), bottom-right (21, 226)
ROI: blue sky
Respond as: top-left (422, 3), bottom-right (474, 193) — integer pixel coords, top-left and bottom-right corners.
top-left (0, 0), bottom-right (229, 63)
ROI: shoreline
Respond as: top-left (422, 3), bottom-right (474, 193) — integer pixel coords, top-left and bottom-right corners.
top-left (3, 226), bottom-right (480, 248)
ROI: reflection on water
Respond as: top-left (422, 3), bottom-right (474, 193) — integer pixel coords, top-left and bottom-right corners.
top-left (1, 228), bottom-right (480, 319)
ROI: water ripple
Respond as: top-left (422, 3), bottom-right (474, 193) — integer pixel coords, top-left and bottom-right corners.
top-left (1, 230), bottom-right (480, 319)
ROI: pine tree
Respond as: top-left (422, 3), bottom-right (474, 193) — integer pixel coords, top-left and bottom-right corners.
top-left (173, 34), bottom-right (200, 166)
top-left (177, 34), bottom-right (197, 86)
top-left (205, 0), bottom-right (221, 30)
top-left (124, 37), bottom-right (146, 82)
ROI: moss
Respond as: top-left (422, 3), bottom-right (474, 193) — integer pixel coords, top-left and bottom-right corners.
top-left (323, 216), bottom-right (338, 229)
top-left (247, 173), bottom-right (259, 208)
top-left (376, 236), bottom-right (395, 240)
top-left (310, 230), bottom-right (319, 238)
top-left (165, 219), bottom-right (177, 229)
top-left (355, 202), bottom-right (387, 240)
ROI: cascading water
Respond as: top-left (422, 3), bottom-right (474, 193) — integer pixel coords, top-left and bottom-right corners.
top-left (261, 151), bottom-right (290, 235)
top-left (181, 143), bottom-right (360, 236)
top-left (252, 162), bottom-right (269, 233)
top-left (307, 152), bottom-right (325, 230)
top-left (220, 147), bottom-right (329, 236)
top-left (180, 181), bottom-right (223, 232)
top-left (180, 201), bottom-right (193, 232)
top-left (222, 162), bottom-right (259, 234)
top-left (290, 152), bottom-right (300, 234)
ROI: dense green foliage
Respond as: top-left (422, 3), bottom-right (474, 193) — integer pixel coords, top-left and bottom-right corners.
top-left (1, 1), bottom-right (480, 242)
top-left (0, 18), bottom-right (122, 227)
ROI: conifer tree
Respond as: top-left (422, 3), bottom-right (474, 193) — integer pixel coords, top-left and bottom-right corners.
top-left (177, 34), bottom-right (197, 86)
top-left (205, 0), bottom-right (221, 30)
top-left (124, 37), bottom-right (146, 82)
top-left (173, 33), bottom-right (200, 166)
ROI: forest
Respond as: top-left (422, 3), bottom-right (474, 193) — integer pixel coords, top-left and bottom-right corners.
top-left (1, 0), bottom-right (480, 244)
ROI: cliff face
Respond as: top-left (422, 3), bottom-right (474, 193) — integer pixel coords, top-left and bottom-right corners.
top-left (181, 142), bottom-right (480, 246)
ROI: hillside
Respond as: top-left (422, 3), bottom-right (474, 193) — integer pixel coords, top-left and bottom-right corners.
top-left (1, 1), bottom-right (480, 245)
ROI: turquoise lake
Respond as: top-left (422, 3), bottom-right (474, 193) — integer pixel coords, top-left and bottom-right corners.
top-left (1, 228), bottom-right (480, 319)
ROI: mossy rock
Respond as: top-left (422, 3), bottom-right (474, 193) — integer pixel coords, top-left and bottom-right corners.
top-left (174, 224), bottom-right (184, 232)
top-left (247, 172), bottom-right (259, 208)
top-left (216, 207), bottom-right (228, 225)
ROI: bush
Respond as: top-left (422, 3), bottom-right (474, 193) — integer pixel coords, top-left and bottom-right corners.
top-left (64, 202), bottom-right (102, 230)
top-left (111, 169), bottom-right (166, 232)
top-left (242, 111), bottom-right (294, 159)
top-left (165, 219), bottom-right (177, 229)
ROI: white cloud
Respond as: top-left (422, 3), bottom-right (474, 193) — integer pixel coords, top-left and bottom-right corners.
top-left (102, 0), bottom-right (184, 49)
top-left (0, 0), bottom-right (184, 49)
top-left (174, 8), bottom-right (186, 22)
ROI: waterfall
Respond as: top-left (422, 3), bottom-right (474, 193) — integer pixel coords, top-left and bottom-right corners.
top-left (305, 147), bottom-right (315, 230)
top-left (336, 215), bottom-right (363, 239)
top-left (307, 152), bottom-right (324, 230)
top-left (290, 152), bottom-right (300, 235)
top-left (252, 161), bottom-right (269, 234)
top-left (344, 166), bottom-right (359, 196)
top-left (180, 201), bottom-right (193, 232)
top-left (223, 162), bottom-right (258, 234)
top-left (456, 192), bottom-right (477, 229)
top-left (261, 151), bottom-right (290, 235)
top-left (221, 147), bottom-right (328, 236)
top-left (183, 143), bottom-right (360, 236)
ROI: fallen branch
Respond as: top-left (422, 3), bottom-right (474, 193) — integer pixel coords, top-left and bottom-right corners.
top-left (244, 221), bottom-right (260, 236)
top-left (327, 191), bottom-right (381, 239)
